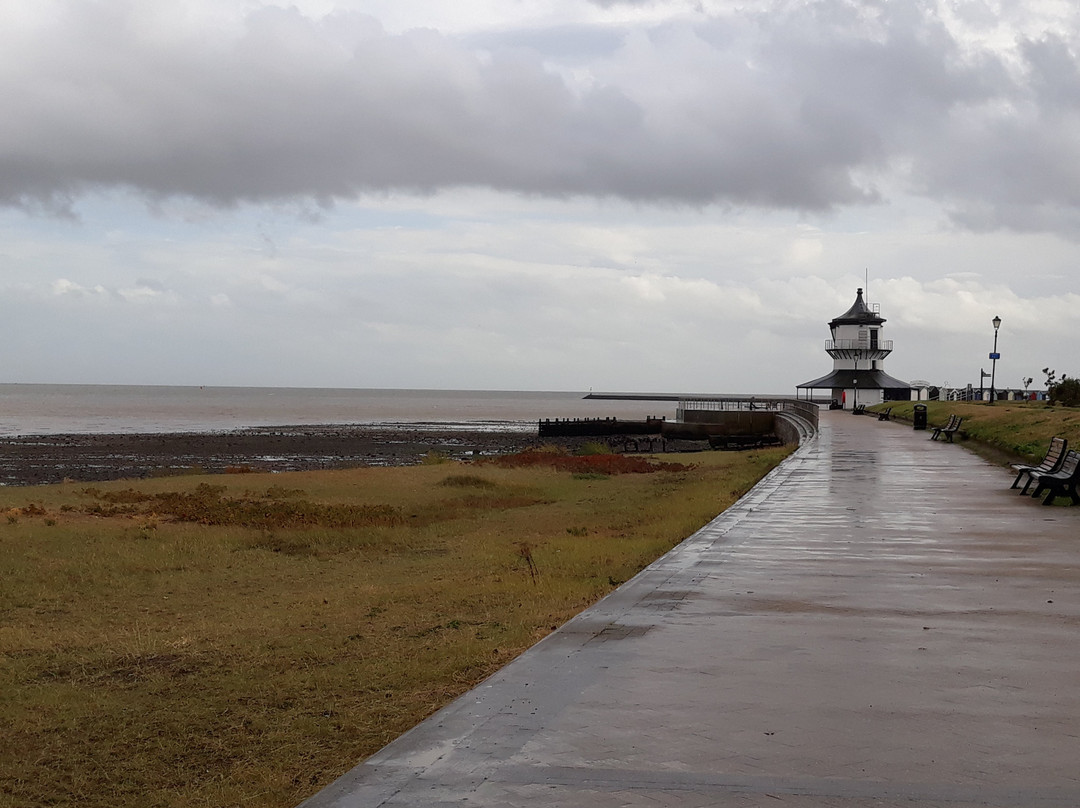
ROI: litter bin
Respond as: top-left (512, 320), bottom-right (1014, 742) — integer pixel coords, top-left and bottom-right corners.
top-left (913, 404), bottom-right (928, 430)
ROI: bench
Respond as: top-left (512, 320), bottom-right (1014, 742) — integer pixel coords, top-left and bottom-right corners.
top-left (930, 415), bottom-right (963, 442)
top-left (1011, 436), bottom-right (1068, 494)
top-left (851, 404), bottom-right (867, 415)
top-left (877, 407), bottom-right (892, 421)
top-left (1030, 449), bottom-right (1080, 506)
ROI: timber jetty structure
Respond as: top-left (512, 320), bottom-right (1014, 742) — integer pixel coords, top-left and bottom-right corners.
top-left (538, 395), bottom-right (817, 449)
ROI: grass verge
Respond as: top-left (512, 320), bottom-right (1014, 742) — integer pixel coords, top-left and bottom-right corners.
top-left (0, 445), bottom-right (792, 808)
top-left (869, 400), bottom-right (1080, 462)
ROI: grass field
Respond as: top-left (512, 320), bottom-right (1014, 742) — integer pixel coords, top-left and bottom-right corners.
top-left (0, 445), bottom-right (792, 808)
top-left (869, 400), bottom-right (1080, 462)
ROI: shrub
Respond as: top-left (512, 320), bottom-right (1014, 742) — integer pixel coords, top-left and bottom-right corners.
top-left (1049, 375), bottom-right (1080, 407)
top-left (1043, 368), bottom-right (1079, 406)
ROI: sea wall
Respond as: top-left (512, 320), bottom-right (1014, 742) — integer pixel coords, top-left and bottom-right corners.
top-left (537, 417), bottom-right (665, 438)
top-left (538, 399), bottom-right (818, 446)
top-left (674, 410), bottom-right (776, 436)
top-left (539, 412), bottom-right (780, 440)
top-left (773, 413), bottom-right (804, 445)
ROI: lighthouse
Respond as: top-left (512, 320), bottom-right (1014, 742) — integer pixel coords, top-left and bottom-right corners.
top-left (797, 288), bottom-right (913, 407)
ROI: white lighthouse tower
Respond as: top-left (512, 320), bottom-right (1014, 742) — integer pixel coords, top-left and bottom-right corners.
top-left (797, 288), bottom-right (912, 407)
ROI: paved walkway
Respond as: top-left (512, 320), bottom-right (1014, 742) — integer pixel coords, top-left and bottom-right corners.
top-left (301, 412), bottom-right (1080, 808)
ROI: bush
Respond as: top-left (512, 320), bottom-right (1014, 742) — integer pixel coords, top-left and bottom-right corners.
top-left (1050, 376), bottom-right (1080, 407)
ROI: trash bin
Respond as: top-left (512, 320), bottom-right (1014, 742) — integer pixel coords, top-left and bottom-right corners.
top-left (913, 404), bottom-right (928, 430)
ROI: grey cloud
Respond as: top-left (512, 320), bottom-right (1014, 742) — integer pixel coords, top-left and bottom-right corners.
top-left (465, 24), bottom-right (627, 62)
top-left (904, 30), bottom-right (1080, 232)
top-left (1, 1), bottom-right (1078, 232)
top-left (585, 0), bottom-right (659, 7)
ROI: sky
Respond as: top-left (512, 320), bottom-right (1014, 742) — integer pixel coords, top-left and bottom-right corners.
top-left (1, 0), bottom-right (1078, 395)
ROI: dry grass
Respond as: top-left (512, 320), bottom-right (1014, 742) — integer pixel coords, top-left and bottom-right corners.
top-left (0, 445), bottom-right (792, 808)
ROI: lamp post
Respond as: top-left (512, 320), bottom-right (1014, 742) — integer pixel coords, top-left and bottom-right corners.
top-left (989, 315), bottom-right (1002, 405)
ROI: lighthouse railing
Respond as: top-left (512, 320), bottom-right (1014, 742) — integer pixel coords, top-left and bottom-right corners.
top-left (826, 339), bottom-right (893, 351)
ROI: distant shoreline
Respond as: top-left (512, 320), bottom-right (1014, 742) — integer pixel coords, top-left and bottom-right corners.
top-left (0, 385), bottom-right (688, 436)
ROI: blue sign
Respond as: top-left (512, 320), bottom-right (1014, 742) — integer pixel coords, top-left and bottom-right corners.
top-left (989, 352), bottom-right (1001, 360)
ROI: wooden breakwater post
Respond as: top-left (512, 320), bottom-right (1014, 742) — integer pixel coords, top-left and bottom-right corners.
top-left (537, 416), bottom-right (666, 438)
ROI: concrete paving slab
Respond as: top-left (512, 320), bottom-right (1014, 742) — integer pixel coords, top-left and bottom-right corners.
top-left (299, 411), bottom-right (1080, 807)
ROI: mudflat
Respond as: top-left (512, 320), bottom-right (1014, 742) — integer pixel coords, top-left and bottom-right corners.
top-left (0, 426), bottom-right (543, 486)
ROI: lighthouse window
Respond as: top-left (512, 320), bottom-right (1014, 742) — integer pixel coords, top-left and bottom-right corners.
top-left (870, 329), bottom-right (879, 349)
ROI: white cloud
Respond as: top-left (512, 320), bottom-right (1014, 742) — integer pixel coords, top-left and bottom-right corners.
top-left (51, 278), bottom-right (107, 297)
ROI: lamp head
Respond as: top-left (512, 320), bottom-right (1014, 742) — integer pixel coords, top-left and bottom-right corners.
top-left (992, 315), bottom-right (1001, 330)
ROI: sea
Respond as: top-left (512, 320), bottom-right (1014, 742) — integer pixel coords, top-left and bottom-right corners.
top-left (0, 384), bottom-right (707, 437)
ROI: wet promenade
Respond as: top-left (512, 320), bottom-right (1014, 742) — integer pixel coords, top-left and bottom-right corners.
top-left (301, 411), bottom-right (1080, 807)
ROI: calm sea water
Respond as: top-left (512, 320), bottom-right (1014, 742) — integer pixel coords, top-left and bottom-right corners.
top-left (0, 384), bottom-right (693, 436)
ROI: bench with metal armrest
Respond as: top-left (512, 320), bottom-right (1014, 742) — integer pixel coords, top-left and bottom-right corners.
top-left (930, 415), bottom-right (963, 442)
top-left (1011, 436), bottom-right (1068, 494)
top-left (1030, 450), bottom-right (1080, 506)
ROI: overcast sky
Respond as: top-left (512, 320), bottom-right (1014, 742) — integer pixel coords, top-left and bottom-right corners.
top-left (1, 0), bottom-right (1078, 394)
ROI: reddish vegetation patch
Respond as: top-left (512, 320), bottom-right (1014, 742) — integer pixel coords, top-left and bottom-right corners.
top-left (485, 451), bottom-right (690, 474)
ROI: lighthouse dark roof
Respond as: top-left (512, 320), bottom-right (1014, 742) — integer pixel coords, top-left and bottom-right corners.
top-left (830, 288), bottom-right (885, 327)
top-left (797, 368), bottom-right (912, 391)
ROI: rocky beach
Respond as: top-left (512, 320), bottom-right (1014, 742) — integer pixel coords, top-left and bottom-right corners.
top-left (0, 425), bottom-right (546, 487)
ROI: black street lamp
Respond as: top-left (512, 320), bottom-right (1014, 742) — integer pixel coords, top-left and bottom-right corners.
top-left (989, 315), bottom-right (1002, 405)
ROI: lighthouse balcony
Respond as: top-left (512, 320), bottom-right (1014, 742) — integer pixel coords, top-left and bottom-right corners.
top-left (825, 339), bottom-right (893, 361)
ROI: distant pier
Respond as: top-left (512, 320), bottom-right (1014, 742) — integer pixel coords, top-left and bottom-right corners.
top-left (584, 393), bottom-right (683, 401)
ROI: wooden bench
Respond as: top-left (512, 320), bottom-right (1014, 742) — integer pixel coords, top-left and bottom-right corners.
top-left (851, 404), bottom-right (867, 415)
top-left (877, 407), bottom-right (892, 421)
top-left (930, 415), bottom-right (963, 442)
top-left (1011, 436), bottom-right (1068, 494)
top-left (1030, 450), bottom-right (1080, 506)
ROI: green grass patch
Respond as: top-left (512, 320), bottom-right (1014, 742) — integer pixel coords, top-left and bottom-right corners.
top-left (869, 400), bottom-right (1080, 462)
top-left (0, 445), bottom-right (793, 808)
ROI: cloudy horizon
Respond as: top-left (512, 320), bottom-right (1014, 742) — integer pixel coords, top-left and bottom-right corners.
top-left (1, 0), bottom-right (1077, 394)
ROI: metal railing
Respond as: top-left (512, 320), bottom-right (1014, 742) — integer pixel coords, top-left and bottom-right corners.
top-left (825, 339), bottom-right (893, 351)
top-left (677, 397), bottom-right (818, 433)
